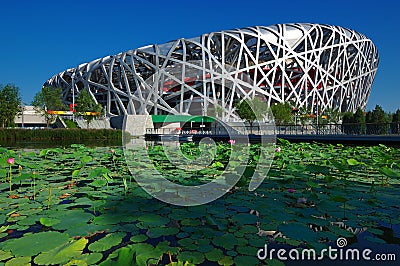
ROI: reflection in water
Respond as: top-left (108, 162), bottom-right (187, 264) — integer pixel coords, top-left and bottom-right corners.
top-left (0, 139), bottom-right (122, 149)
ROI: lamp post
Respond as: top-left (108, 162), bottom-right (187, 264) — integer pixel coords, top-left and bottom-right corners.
top-left (315, 99), bottom-right (319, 135)
top-left (21, 103), bottom-right (25, 128)
top-left (71, 73), bottom-right (75, 122)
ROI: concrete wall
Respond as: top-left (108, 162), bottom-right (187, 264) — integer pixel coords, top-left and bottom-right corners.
top-left (76, 118), bottom-right (111, 129)
top-left (123, 115), bottom-right (154, 136)
top-left (14, 106), bottom-right (47, 127)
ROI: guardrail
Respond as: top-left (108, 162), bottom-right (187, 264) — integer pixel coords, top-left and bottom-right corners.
top-left (146, 123), bottom-right (400, 136)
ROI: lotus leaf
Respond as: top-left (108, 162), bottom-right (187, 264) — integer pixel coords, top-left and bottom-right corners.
top-left (177, 238), bottom-right (197, 250)
top-left (39, 217), bottom-right (61, 227)
top-left (327, 225), bottom-right (355, 237)
top-left (233, 255), bottom-right (259, 266)
top-left (4, 231), bottom-right (69, 256)
top-left (246, 237), bottom-right (266, 248)
top-left (238, 225), bottom-right (259, 234)
top-left (232, 213), bottom-right (258, 225)
top-left (34, 238), bottom-right (88, 265)
top-left (65, 224), bottom-right (106, 237)
top-left (92, 214), bottom-right (121, 225)
top-left (90, 179), bottom-right (107, 187)
top-left (137, 214), bottom-right (169, 227)
top-left (205, 248), bottom-right (224, 261)
top-left (52, 210), bottom-right (94, 231)
top-left (197, 244), bottom-right (214, 253)
top-left (284, 238), bottom-right (301, 247)
top-left (131, 235), bottom-right (148, 243)
top-left (235, 237), bottom-right (248, 247)
top-left (80, 156), bottom-right (93, 163)
top-left (217, 256), bottom-right (234, 266)
top-left (278, 222), bottom-right (318, 242)
top-left (4, 256), bottom-right (31, 266)
top-left (226, 250), bottom-right (237, 257)
top-left (177, 251), bottom-right (205, 265)
top-left (212, 234), bottom-right (237, 250)
top-left (155, 240), bottom-right (178, 254)
top-left (0, 250), bottom-right (12, 261)
top-left (112, 247), bottom-right (135, 266)
top-left (176, 232), bottom-right (190, 239)
top-left (364, 236), bottom-right (386, 244)
top-left (266, 259), bottom-right (286, 266)
top-left (237, 246), bottom-right (259, 256)
top-left (367, 228), bottom-right (384, 235)
top-left (180, 219), bottom-right (201, 226)
top-left (347, 158), bottom-right (360, 166)
top-left (64, 259), bottom-right (88, 266)
top-left (17, 216), bottom-right (39, 226)
top-left (72, 253), bottom-right (103, 265)
top-left (146, 227), bottom-right (179, 238)
top-left (379, 167), bottom-right (400, 178)
top-left (88, 232), bottom-right (125, 252)
top-left (130, 243), bottom-right (162, 266)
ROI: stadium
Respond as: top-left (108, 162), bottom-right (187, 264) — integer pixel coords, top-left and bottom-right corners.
top-left (44, 23), bottom-right (379, 126)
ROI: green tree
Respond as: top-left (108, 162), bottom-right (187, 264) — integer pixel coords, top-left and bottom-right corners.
top-left (342, 112), bottom-right (353, 123)
top-left (392, 109), bottom-right (400, 121)
top-left (235, 97), bottom-right (268, 133)
top-left (270, 102), bottom-right (293, 125)
top-left (341, 111), bottom-right (354, 134)
top-left (323, 108), bottom-right (342, 124)
top-left (341, 108), bottom-right (365, 134)
top-left (298, 106), bottom-right (313, 125)
top-left (75, 89), bottom-right (103, 128)
top-left (390, 109), bottom-right (400, 134)
top-left (32, 86), bottom-right (66, 127)
top-left (0, 84), bottom-right (22, 128)
top-left (366, 105), bottom-right (388, 135)
top-left (353, 107), bottom-right (366, 134)
top-left (369, 105), bottom-right (387, 123)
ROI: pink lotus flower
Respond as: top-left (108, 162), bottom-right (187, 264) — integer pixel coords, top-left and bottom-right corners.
top-left (275, 147), bottom-right (281, 152)
top-left (228, 139), bottom-right (236, 145)
top-left (288, 188), bottom-right (295, 193)
top-left (7, 158), bottom-right (14, 165)
top-left (110, 149), bottom-right (115, 153)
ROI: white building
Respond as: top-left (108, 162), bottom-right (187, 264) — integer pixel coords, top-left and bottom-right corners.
top-left (14, 106), bottom-right (47, 128)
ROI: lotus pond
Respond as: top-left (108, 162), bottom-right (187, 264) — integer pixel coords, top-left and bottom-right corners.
top-left (0, 140), bottom-right (399, 265)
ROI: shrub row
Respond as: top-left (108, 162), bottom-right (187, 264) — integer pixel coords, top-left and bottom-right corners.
top-left (0, 128), bottom-right (123, 140)
top-left (63, 119), bottom-right (79, 128)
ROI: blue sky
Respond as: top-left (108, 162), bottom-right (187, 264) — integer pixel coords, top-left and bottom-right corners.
top-left (0, 0), bottom-right (399, 111)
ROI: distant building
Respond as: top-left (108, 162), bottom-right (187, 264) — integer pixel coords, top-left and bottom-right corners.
top-left (14, 106), bottom-right (47, 128)
top-left (44, 23), bottom-right (379, 124)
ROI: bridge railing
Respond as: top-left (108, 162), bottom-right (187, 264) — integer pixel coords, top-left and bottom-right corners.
top-left (145, 123), bottom-right (400, 136)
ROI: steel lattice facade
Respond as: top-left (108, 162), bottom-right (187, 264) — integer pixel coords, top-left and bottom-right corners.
top-left (44, 23), bottom-right (379, 118)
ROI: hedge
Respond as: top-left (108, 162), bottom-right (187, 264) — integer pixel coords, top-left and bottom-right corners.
top-left (0, 128), bottom-right (123, 140)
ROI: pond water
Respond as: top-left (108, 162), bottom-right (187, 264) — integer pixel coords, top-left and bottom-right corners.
top-left (0, 139), bottom-right (122, 149)
top-left (0, 140), bottom-right (399, 265)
